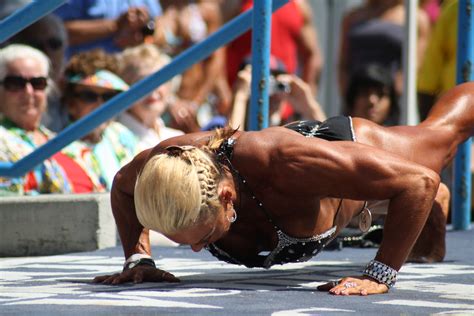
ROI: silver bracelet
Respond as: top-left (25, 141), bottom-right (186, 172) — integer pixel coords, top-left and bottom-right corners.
top-left (362, 260), bottom-right (398, 288)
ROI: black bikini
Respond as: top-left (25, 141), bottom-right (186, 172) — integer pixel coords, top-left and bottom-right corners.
top-left (206, 116), bottom-right (356, 268)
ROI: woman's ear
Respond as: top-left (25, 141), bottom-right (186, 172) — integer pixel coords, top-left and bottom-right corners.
top-left (217, 180), bottom-right (235, 204)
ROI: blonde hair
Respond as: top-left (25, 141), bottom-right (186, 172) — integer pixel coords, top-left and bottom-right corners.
top-left (134, 127), bottom-right (236, 234)
top-left (117, 44), bottom-right (181, 93)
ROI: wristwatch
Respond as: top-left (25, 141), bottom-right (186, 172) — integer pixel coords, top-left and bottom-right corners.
top-left (123, 254), bottom-right (156, 271)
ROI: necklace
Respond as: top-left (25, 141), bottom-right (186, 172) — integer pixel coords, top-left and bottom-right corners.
top-left (216, 138), bottom-right (278, 226)
top-left (358, 201), bottom-right (372, 233)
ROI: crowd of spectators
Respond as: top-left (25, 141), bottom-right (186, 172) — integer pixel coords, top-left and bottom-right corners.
top-left (0, 0), bottom-right (450, 197)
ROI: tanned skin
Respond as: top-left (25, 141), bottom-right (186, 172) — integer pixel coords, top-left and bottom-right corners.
top-left (94, 82), bottom-right (474, 295)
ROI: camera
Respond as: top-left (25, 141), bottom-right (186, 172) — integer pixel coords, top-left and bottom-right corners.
top-left (268, 75), bottom-right (291, 96)
top-left (142, 20), bottom-right (155, 37)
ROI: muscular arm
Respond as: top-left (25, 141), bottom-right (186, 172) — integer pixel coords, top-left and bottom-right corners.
top-left (111, 149), bottom-right (152, 259)
top-left (267, 130), bottom-right (440, 270)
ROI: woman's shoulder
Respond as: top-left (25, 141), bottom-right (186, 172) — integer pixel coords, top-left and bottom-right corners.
top-left (233, 127), bottom-right (300, 162)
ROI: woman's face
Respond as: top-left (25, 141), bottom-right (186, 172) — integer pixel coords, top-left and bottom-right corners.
top-left (352, 85), bottom-right (391, 125)
top-left (0, 57), bottom-right (48, 131)
top-left (66, 84), bottom-right (120, 143)
top-left (128, 68), bottom-right (170, 127)
top-left (165, 206), bottom-right (231, 252)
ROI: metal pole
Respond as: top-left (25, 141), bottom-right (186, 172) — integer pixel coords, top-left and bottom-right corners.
top-left (453, 0), bottom-right (472, 230)
top-left (0, 0), bottom-right (289, 177)
top-left (0, 0), bottom-right (67, 43)
top-left (401, 0), bottom-right (419, 125)
top-left (248, 0), bottom-right (273, 130)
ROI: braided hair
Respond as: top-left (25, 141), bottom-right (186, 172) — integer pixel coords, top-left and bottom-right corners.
top-left (134, 127), bottom-right (236, 234)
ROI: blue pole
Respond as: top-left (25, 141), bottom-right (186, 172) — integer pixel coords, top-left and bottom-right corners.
top-left (0, 0), bottom-right (67, 43)
top-left (453, 0), bottom-right (472, 230)
top-left (0, 0), bottom-right (289, 177)
top-left (248, 0), bottom-right (273, 130)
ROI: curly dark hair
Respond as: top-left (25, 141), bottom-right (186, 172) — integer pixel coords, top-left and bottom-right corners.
top-left (64, 49), bottom-right (120, 78)
top-left (62, 49), bottom-right (121, 103)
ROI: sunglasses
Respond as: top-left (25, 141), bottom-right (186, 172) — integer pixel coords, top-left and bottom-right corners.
top-left (0, 75), bottom-right (48, 91)
top-left (73, 90), bottom-right (120, 103)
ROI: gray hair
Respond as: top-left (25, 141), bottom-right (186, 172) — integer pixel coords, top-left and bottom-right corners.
top-left (0, 44), bottom-right (54, 95)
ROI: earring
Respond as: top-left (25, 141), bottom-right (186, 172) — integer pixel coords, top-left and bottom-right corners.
top-left (226, 204), bottom-right (237, 223)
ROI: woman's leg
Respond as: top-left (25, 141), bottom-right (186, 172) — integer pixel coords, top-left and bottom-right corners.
top-left (353, 82), bottom-right (474, 173)
top-left (407, 182), bottom-right (450, 263)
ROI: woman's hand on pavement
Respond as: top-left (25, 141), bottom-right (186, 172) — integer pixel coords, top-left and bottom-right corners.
top-left (93, 265), bottom-right (180, 285)
top-left (317, 276), bottom-right (389, 296)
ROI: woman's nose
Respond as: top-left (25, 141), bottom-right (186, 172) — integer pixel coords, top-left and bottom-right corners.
top-left (25, 82), bottom-right (35, 94)
top-left (368, 93), bottom-right (379, 105)
top-left (147, 89), bottom-right (163, 101)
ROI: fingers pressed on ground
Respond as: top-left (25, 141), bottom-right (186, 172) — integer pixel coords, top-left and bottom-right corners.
top-left (162, 271), bottom-right (180, 283)
top-left (92, 275), bottom-right (109, 283)
top-left (133, 271), bottom-right (144, 284)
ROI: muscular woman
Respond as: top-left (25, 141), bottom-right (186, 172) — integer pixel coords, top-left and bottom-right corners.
top-left (94, 82), bottom-right (474, 296)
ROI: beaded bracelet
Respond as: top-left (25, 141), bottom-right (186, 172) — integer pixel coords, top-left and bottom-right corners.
top-left (362, 260), bottom-right (398, 288)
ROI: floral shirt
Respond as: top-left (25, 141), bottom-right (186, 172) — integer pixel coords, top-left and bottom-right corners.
top-left (77, 121), bottom-right (139, 191)
top-left (0, 118), bottom-right (106, 195)
top-left (0, 118), bottom-right (73, 195)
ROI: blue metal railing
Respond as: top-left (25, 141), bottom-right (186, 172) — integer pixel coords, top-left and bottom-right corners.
top-left (249, 0), bottom-right (272, 130)
top-left (453, 0), bottom-right (472, 230)
top-left (0, 0), bottom-right (66, 43)
top-left (0, 0), bottom-right (289, 177)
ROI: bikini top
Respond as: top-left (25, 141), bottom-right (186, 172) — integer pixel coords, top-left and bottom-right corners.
top-left (205, 119), bottom-right (352, 268)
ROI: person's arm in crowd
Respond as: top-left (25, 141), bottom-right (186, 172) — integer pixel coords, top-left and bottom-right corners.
top-left (337, 11), bottom-right (355, 98)
top-left (64, 7), bottom-right (150, 46)
top-left (295, 0), bottom-right (323, 96)
top-left (228, 66), bottom-right (252, 130)
top-left (276, 74), bottom-right (326, 121)
top-left (189, 2), bottom-right (229, 106)
top-left (416, 7), bottom-right (431, 72)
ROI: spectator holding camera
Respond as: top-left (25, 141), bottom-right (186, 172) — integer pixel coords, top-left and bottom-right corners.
top-left (54, 0), bottom-right (162, 57)
top-left (229, 56), bottom-right (326, 131)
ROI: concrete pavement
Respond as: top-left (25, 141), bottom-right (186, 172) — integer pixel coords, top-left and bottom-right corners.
top-left (0, 227), bottom-right (473, 315)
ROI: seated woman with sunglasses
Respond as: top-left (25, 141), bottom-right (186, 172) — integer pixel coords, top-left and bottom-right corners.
top-left (61, 49), bottom-right (139, 190)
top-left (0, 44), bottom-right (104, 195)
top-left (6, 13), bottom-right (70, 133)
top-left (92, 79), bottom-right (474, 295)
